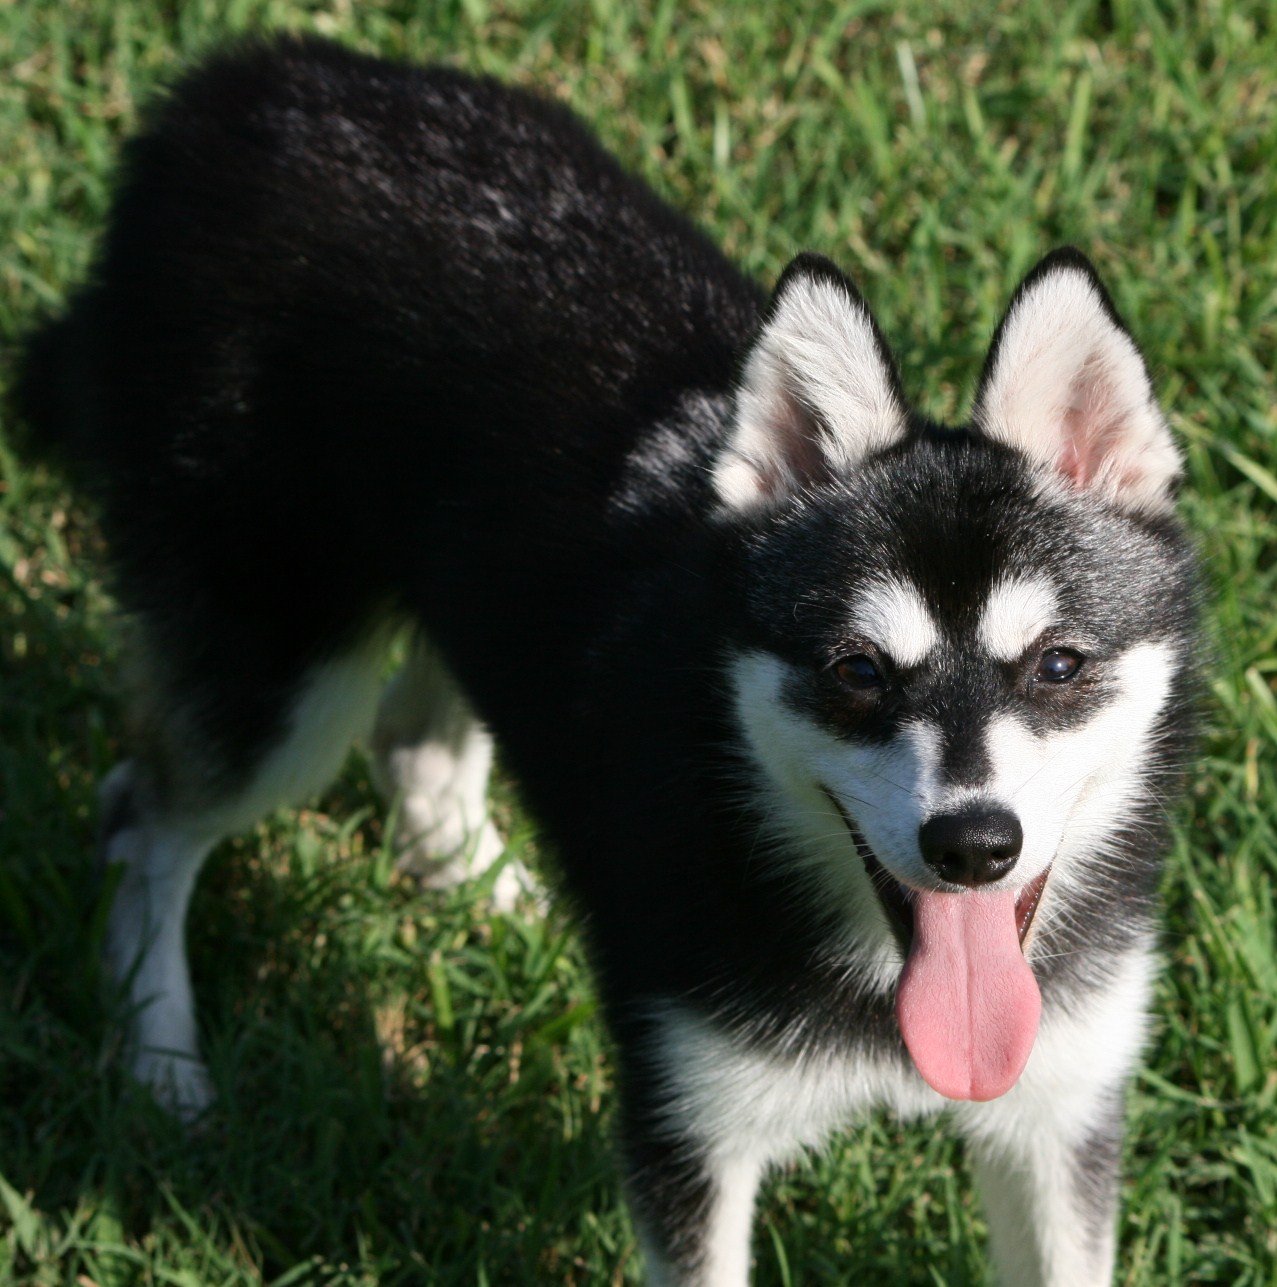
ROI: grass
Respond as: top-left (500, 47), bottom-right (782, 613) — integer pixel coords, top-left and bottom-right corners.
top-left (1, 0), bottom-right (1275, 1282)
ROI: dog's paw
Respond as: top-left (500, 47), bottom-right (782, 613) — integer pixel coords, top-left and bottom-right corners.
top-left (393, 810), bottom-right (542, 912)
top-left (391, 791), bottom-right (491, 865)
top-left (486, 854), bottom-right (544, 914)
top-left (392, 799), bottom-right (501, 877)
top-left (131, 1047), bottom-right (215, 1122)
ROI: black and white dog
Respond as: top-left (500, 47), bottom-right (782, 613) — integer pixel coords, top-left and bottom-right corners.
top-left (16, 36), bottom-right (1199, 1286)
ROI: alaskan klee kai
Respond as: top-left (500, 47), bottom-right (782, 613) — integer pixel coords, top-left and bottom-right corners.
top-left (16, 36), bottom-right (1199, 1287)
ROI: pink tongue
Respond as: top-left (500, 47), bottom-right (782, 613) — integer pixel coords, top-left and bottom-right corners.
top-left (895, 889), bottom-right (1041, 1101)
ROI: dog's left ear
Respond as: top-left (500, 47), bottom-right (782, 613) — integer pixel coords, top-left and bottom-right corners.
top-left (712, 253), bottom-right (910, 513)
top-left (971, 248), bottom-right (1181, 514)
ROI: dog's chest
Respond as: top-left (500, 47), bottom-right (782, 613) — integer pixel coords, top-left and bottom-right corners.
top-left (652, 1005), bottom-right (945, 1163)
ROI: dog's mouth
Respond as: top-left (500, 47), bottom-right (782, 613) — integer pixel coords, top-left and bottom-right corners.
top-left (823, 788), bottom-right (1049, 1103)
top-left (856, 830), bottom-right (1050, 953)
top-left (822, 790), bottom-right (1050, 953)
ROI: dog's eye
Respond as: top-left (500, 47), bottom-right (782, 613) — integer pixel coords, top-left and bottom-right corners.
top-left (1036, 648), bottom-right (1084, 682)
top-left (834, 654), bottom-right (883, 689)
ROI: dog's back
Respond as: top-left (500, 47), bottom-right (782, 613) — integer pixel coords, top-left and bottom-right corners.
top-left (18, 35), bottom-right (759, 685)
top-left (16, 38), bottom-right (768, 841)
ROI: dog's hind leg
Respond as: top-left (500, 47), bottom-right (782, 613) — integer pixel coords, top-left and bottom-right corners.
top-left (98, 760), bottom-right (220, 1119)
top-left (370, 634), bottom-right (528, 910)
top-left (101, 629), bottom-right (391, 1119)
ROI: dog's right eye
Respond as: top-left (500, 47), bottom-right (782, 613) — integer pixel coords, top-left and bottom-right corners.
top-left (1036, 648), bottom-right (1084, 682)
top-left (833, 654), bottom-right (883, 689)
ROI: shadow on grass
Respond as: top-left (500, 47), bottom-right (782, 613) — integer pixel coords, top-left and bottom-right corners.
top-left (3, 811), bottom-right (628, 1282)
top-left (0, 506), bottom-right (625, 1283)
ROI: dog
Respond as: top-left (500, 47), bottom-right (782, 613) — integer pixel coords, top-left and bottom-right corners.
top-left (15, 35), bottom-right (1200, 1287)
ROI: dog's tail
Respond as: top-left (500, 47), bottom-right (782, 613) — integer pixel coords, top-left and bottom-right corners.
top-left (6, 303), bottom-right (93, 467)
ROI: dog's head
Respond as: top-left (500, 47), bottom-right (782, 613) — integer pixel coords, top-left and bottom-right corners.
top-left (714, 250), bottom-right (1198, 1100)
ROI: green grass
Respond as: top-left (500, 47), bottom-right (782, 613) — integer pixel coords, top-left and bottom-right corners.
top-left (2, 0), bottom-right (1275, 1282)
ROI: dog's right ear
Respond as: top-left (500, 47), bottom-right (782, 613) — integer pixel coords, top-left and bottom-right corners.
top-left (712, 254), bottom-right (910, 513)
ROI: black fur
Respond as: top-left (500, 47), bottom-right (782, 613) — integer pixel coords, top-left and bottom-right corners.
top-left (16, 36), bottom-right (1200, 1282)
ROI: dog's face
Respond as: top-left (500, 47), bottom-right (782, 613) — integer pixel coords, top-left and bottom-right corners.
top-left (714, 250), bottom-right (1196, 1100)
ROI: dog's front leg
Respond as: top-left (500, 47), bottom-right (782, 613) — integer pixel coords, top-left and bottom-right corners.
top-left (613, 1006), bottom-right (773, 1285)
top-left (956, 949), bottom-right (1155, 1286)
top-left (622, 1130), bottom-right (762, 1287)
top-left (958, 1084), bottom-right (1125, 1287)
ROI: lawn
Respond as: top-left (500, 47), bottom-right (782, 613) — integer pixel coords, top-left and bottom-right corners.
top-left (1, 0), bottom-right (1275, 1283)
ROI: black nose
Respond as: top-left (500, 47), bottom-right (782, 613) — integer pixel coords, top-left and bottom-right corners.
top-left (918, 807), bottom-right (1023, 887)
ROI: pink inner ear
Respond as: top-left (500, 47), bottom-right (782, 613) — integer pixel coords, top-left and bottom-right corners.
top-left (1058, 361), bottom-right (1130, 490)
top-left (764, 379), bottom-right (833, 495)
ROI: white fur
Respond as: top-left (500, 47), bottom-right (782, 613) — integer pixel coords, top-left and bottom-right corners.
top-left (713, 272), bottom-right (908, 511)
top-left (104, 639), bottom-right (389, 1115)
top-left (851, 576), bottom-right (939, 668)
top-left (972, 264), bottom-right (1180, 514)
top-left (701, 1158), bottom-right (764, 1287)
top-left (650, 1004), bottom-right (942, 1159)
top-left (106, 632), bottom-right (526, 1114)
top-left (101, 761), bottom-right (218, 1120)
top-left (640, 1155), bottom-right (763, 1287)
top-left (979, 574), bottom-right (1060, 661)
top-left (647, 939), bottom-right (1152, 1285)
top-left (975, 642), bottom-right (1176, 933)
top-left (370, 637), bottom-right (526, 909)
top-left (640, 1004), bottom-right (941, 1287)
top-left (728, 650), bottom-right (911, 988)
top-left (240, 639), bottom-right (392, 818)
top-left (728, 640), bottom-right (1174, 946)
top-left (956, 944), bottom-right (1155, 1286)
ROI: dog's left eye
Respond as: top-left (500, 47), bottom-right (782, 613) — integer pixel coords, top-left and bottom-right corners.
top-left (834, 654), bottom-right (884, 689)
top-left (1036, 648), bottom-right (1084, 682)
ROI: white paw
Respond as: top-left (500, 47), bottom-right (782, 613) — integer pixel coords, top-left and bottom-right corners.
top-left (391, 805), bottom-right (542, 911)
top-left (132, 1048), bottom-right (215, 1123)
top-left (392, 796), bottom-right (499, 877)
top-left (486, 855), bottom-right (543, 914)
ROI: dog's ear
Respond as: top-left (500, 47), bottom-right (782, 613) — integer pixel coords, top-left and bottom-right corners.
top-left (712, 254), bottom-right (910, 513)
top-left (971, 248), bottom-right (1181, 514)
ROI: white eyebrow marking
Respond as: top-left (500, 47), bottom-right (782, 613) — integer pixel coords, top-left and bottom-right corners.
top-left (851, 577), bottom-right (939, 668)
top-left (979, 574), bottom-right (1060, 660)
